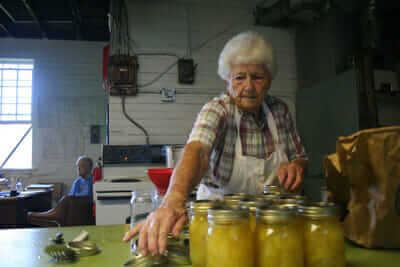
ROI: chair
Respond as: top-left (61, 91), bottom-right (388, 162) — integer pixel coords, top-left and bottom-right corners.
top-left (27, 195), bottom-right (94, 227)
top-left (39, 182), bottom-right (64, 204)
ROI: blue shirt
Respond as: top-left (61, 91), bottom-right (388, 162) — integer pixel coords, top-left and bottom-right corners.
top-left (69, 176), bottom-right (93, 197)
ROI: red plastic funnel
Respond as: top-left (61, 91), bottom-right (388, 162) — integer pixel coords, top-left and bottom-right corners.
top-left (147, 168), bottom-right (173, 196)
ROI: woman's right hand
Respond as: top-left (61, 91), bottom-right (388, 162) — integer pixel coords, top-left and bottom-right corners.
top-left (122, 197), bottom-right (187, 256)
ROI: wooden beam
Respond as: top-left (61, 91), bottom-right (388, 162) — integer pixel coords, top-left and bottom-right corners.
top-left (0, 3), bottom-right (16, 23)
top-left (0, 23), bottom-right (11, 36)
top-left (69, 0), bottom-right (83, 40)
top-left (21, 0), bottom-right (46, 38)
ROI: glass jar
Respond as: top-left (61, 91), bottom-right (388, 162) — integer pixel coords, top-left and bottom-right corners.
top-left (223, 193), bottom-right (248, 208)
top-left (130, 191), bottom-right (156, 255)
top-left (255, 205), bottom-right (304, 267)
top-left (238, 198), bottom-right (273, 232)
top-left (298, 202), bottom-right (345, 267)
top-left (276, 194), bottom-right (308, 208)
top-left (206, 207), bottom-right (254, 267)
top-left (260, 192), bottom-right (281, 202)
top-left (264, 184), bottom-right (281, 194)
top-left (189, 200), bottom-right (221, 267)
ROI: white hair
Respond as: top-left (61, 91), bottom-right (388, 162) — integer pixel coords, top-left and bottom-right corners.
top-left (76, 155), bottom-right (93, 171)
top-left (217, 31), bottom-right (277, 81)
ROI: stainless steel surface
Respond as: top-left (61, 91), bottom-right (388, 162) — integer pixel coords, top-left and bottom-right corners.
top-left (165, 145), bottom-right (184, 168)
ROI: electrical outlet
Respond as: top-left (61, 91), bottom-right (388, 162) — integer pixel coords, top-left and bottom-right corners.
top-left (160, 88), bottom-right (176, 102)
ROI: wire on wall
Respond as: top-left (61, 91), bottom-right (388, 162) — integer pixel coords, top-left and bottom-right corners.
top-left (121, 95), bottom-right (150, 145)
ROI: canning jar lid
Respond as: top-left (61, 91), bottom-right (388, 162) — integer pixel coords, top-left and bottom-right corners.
top-left (123, 254), bottom-right (167, 267)
top-left (223, 193), bottom-right (249, 200)
top-left (208, 206), bottom-right (249, 224)
top-left (190, 200), bottom-right (222, 215)
top-left (260, 192), bottom-right (281, 201)
top-left (264, 184), bottom-right (281, 193)
top-left (256, 205), bottom-right (297, 223)
top-left (239, 198), bottom-right (273, 213)
top-left (277, 195), bottom-right (308, 205)
top-left (298, 202), bottom-right (341, 218)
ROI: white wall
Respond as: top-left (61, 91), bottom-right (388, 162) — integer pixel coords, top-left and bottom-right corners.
top-left (0, 38), bottom-right (107, 193)
top-left (109, 0), bottom-right (298, 145)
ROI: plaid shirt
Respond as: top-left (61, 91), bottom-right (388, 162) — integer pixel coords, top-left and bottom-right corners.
top-left (188, 93), bottom-right (307, 188)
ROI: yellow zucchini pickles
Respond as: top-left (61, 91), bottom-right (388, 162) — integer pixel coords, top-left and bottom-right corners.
top-left (298, 202), bottom-right (345, 267)
top-left (255, 205), bottom-right (304, 267)
top-left (206, 206), bottom-right (254, 267)
top-left (188, 194), bottom-right (345, 267)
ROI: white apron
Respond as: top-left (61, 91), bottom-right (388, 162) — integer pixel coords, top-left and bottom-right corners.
top-left (197, 103), bottom-right (289, 200)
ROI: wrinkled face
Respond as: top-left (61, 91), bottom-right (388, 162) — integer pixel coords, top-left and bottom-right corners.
top-left (227, 64), bottom-right (271, 113)
top-left (77, 160), bottom-right (90, 178)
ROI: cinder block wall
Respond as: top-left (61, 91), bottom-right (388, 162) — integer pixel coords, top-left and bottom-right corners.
top-left (109, 0), bottom-right (299, 145)
top-left (0, 39), bottom-right (107, 193)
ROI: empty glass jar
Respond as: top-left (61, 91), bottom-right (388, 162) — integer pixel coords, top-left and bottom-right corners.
top-left (130, 190), bottom-right (156, 254)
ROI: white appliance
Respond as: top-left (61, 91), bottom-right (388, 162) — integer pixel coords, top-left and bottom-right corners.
top-left (94, 145), bottom-right (166, 225)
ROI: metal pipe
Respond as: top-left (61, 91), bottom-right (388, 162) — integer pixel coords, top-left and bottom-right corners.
top-left (0, 24), bottom-right (11, 36)
top-left (0, 126), bottom-right (32, 169)
top-left (21, 0), bottom-right (46, 38)
top-left (0, 3), bottom-right (16, 23)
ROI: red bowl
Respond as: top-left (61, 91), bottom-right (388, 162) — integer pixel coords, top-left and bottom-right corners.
top-left (147, 168), bottom-right (173, 195)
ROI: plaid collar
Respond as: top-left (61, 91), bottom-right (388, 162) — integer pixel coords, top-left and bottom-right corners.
top-left (236, 96), bottom-right (269, 129)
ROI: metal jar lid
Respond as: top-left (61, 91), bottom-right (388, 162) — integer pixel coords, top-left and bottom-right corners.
top-left (167, 247), bottom-right (191, 265)
top-left (189, 200), bottom-right (222, 215)
top-left (123, 254), bottom-right (168, 267)
top-left (298, 202), bottom-right (341, 218)
top-left (256, 205), bottom-right (297, 223)
top-left (224, 193), bottom-right (249, 200)
top-left (67, 241), bottom-right (99, 257)
top-left (223, 193), bottom-right (249, 208)
top-left (264, 184), bottom-right (281, 194)
top-left (239, 198), bottom-right (273, 213)
top-left (260, 192), bottom-right (281, 201)
top-left (277, 194), bottom-right (308, 205)
top-left (208, 206), bottom-right (249, 224)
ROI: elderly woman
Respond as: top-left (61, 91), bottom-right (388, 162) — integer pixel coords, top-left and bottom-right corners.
top-left (123, 31), bottom-right (307, 255)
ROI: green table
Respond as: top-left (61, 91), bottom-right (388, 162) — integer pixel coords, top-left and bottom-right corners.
top-left (0, 224), bottom-right (399, 266)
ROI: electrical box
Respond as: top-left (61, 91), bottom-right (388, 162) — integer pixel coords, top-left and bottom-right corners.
top-left (90, 125), bottom-right (101, 144)
top-left (178, 59), bottom-right (195, 84)
top-left (108, 55), bottom-right (138, 96)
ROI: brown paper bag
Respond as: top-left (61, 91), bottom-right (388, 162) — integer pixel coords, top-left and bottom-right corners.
top-left (324, 126), bottom-right (400, 248)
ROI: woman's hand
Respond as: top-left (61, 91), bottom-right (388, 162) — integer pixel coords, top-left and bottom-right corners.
top-left (277, 159), bottom-right (307, 192)
top-left (122, 196), bottom-right (187, 256)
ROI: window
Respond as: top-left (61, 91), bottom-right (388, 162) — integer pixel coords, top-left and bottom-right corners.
top-left (0, 59), bottom-right (33, 169)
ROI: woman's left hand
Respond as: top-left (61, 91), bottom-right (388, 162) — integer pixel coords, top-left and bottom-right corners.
top-left (277, 159), bottom-right (307, 192)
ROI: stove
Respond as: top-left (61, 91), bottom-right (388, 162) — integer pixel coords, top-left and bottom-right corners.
top-left (94, 145), bottom-right (166, 225)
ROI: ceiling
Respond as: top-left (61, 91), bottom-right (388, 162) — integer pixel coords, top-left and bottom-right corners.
top-left (0, 0), bottom-right (110, 41)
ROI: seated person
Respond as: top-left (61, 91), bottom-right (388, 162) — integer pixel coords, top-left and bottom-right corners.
top-left (69, 156), bottom-right (93, 197)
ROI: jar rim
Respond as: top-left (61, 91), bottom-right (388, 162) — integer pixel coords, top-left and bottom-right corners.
top-left (190, 200), bottom-right (222, 214)
top-left (298, 202), bottom-right (341, 218)
top-left (256, 205), bottom-right (297, 221)
top-left (208, 206), bottom-right (250, 222)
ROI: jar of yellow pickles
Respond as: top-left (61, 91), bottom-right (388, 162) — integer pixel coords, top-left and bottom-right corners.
top-left (264, 184), bottom-right (281, 194)
top-left (260, 192), bottom-right (281, 202)
top-left (206, 206), bottom-right (254, 267)
top-left (238, 198), bottom-right (273, 232)
top-left (298, 202), bottom-right (345, 267)
top-left (223, 193), bottom-right (248, 208)
top-left (255, 205), bottom-right (304, 267)
top-left (276, 194), bottom-right (308, 208)
top-left (189, 200), bottom-right (220, 267)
